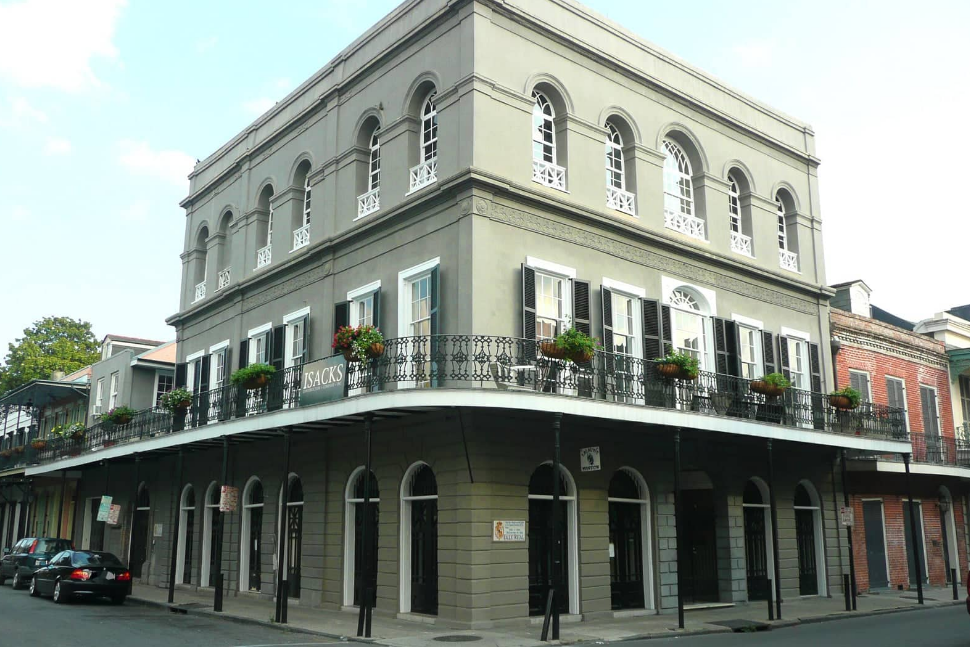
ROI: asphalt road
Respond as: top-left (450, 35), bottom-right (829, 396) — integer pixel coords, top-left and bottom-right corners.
top-left (0, 579), bottom-right (351, 647)
top-left (613, 605), bottom-right (969, 647)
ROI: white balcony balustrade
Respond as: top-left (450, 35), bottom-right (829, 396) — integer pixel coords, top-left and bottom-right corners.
top-left (292, 225), bottom-right (310, 251)
top-left (357, 188), bottom-right (380, 219)
top-left (217, 268), bottom-right (230, 291)
top-left (256, 244), bottom-right (272, 269)
top-left (532, 159), bottom-right (566, 191)
top-left (730, 231), bottom-right (753, 257)
top-left (606, 186), bottom-right (636, 216)
top-left (664, 210), bottom-right (706, 240)
top-left (779, 249), bottom-right (799, 272)
top-left (408, 158), bottom-right (437, 193)
top-left (194, 281), bottom-right (206, 302)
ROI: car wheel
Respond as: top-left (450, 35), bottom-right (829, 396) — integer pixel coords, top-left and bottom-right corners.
top-left (11, 571), bottom-right (23, 590)
top-left (110, 594), bottom-right (126, 605)
top-left (29, 577), bottom-right (39, 597)
top-left (53, 580), bottom-right (69, 604)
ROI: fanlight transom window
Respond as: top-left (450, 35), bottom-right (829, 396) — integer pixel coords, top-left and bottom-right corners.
top-left (669, 289), bottom-right (699, 311)
top-left (532, 91), bottom-right (556, 164)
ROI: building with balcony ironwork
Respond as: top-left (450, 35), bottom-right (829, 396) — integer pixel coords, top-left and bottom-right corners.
top-left (23, 0), bottom-right (911, 629)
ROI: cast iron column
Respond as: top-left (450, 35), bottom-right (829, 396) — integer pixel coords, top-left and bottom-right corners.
top-left (840, 449), bottom-right (857, 610)
top-left (903, 453), bottom-right (924, 604)
top-left (357, 413), bottom-right (375, 638)
top-left (542, 412), bottom-right (563, 641)
top-left (57, 469), bottom-right (68, 537)
top-left (167, 449), bottom-right (184, 604)
top-left (767, 440), bottom-right (782, 620)
top-left (275, 430), bottom-right (291, 623)
top-left (129, 457), bottom-right (140, 565)
top-left (214, 437), bottom-right (229, 612)
top-left (101, 460), bottom-right (110, 551)
top-left (674, 429), bottom-right (685, 629)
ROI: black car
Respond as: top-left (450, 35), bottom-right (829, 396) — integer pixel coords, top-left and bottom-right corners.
top-left (0, 537), bottom-right (73, 589)
top-left (29, 550), bottom-right (130, 604)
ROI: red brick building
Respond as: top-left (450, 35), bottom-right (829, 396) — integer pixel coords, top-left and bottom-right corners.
top-left (831, 281), bottom-right (968, 593)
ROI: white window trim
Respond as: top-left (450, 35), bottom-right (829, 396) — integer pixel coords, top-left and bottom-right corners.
top-left (737, 324), bottom-right (764, 379)
top-left (397, 258), bottom-right (441, 338)
top-left (903, 499), bottom-right (931, 585)
top-left (781, 326), bottom-right (811, 342)
top-left (343, 466), bottom-right (380, 607)
top-left (185, 351), bottom-right (204, 392)
top-left (920, 384), bottom-right (942, 436)
top-left (886, 376), bottom-right (911, 433)
top-left (185, 350), bottom-right (205, 363)
top-left (849, 369), bottom-right (873, 402)
top-left (661, 276), bottom-right (717, 316)
top-left (602, 277), bottom-right (646, 299)
top-left (347, 280), bottom-right (382, 302)
top-left (209, 339), bottom-right (230, 354)
top-left (247, 323), bottom-right (272, 339)
top-left (200, 481), bottom-right (219, 588)
top-left (861, 498), bottom-right (892, 586)
top-left (526, 256), bottom-right (576, 280)
top-left (732, 313), bottom-right (764, 330)
top-left (283, 307), bottom-right (310, 325)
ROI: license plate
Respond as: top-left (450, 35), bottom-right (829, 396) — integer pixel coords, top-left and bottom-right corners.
top-left (106, 571), bottom-right (115, 580)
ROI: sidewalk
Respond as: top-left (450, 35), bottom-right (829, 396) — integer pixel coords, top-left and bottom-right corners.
top-left (129, 583), bottom-right (964, 646)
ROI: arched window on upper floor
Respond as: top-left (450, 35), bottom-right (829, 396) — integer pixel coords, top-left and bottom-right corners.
top-left (192, 225), bottom-right (209, 303)
top-left (662, 139), bottom-right (705, 239)
top-left (292, 160), bottom-right (311, 252)
top-left (775, 190), bottom-right (799, 272)
top-left (357, 119), bottom-right (382, 219)
top-left (409, 92), bottom-right (438, 192)
top-left (256, 184), bottom-right (274, 269)
top-left (605, 120), bottom-right (636, 216)
top-left (727, 171), bottom-right (753, 257)
top-left (215, 211), bottom-right (232, 291)
top-left (531, 90), bottom-right (566, 191)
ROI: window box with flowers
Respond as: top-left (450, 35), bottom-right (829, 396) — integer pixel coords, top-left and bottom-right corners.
top-left (230, 363), bottom-right (276, 390)
top-left (332, 325), bottom-right (385, 362)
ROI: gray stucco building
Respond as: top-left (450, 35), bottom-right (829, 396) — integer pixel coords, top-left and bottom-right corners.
top-left (27, 0), bottom-right (909, 630)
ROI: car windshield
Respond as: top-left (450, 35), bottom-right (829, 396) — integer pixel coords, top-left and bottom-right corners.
top-left (35, 539), bottom-right (72, 554)
top-left (71, 552), bottom-right (123, 567)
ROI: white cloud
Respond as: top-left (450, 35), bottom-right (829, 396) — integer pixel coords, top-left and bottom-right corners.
top-left (196, 35), bottom-right (218, 53)
top-left (243, 97), bottom-right (276, 116)
top-left (275, 77), bottom-right (292, 90)
top-left (120, 200), bottom-right (150, 223)
top-left (8, 205), bottom-right (30, 223)
top-left (0, 0), bottom-right (126, 92)
top-left (117, 139), bottom-right (195, 187)
top-left (729, 40), bottom-right (776, 69)
top-left (44, 136), bottom-right (72, 155)
top-left (0, 96), bottom-right (49, 128)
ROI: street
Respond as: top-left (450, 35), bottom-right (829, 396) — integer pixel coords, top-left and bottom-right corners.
top-left (0, 581), bottom-right (350, 647)
top-left (616, 605), bottom-right (969, 647)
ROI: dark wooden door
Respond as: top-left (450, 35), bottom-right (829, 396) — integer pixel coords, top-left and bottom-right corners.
top-left (609, 501), bottom-right (645, 609)
top-left (903, 502), bottom-right (927, 586)
top-left (863, 501), bottom-right (889, 589)
top-left (795, 509), bottom-right (818, 595)
top-left (410, 499), bottom-right (438, 615)
top-left (353, 502), bottom-right (379, 607)
top-left (743, 507), bottom-right (769, 601)
top-left (248, 508), bottom-right (262, 592)
top-left (941, 507), bottom-right (952, 584)
top-left (130, 509), bottom-right (150, 578)
top-left (528, 498), bottom-right (569, 615)
top-left (287, 504), bottom-right (303, 598)
top-left (682, 489), bottom-right (718, 604)
top-left (208, 509), bottom-right (220, 587)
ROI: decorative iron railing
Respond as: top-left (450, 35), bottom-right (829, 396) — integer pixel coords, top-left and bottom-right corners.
top-left (532, 160), bottom-right (566, 191)
top-left (0, 427), bottom-right (39, 472)
top-left (731, 231), bottom-right (752, 256)
top-left (217, 268), bottom-right (231, 291)
top-left (356, 188), bottom-right (380, 219)
top-left (779, 249), bottom-right (798, 272)
top-left (194, 281), bottom-right (206, 302)
top-left (664, 210), bottom-right (706, 240)
top-left (408, 158), bottom-right (437, 193)
top-left (292, 225), bottom-right (310, 251)
top-left (606, 186), bottom-right (636, 216)
top-left (32, 336), bottom-right (910, 466)
top-left (256, 244), bottom-right (272, 269)
top-left (855, 433), bottom-right (970, 469)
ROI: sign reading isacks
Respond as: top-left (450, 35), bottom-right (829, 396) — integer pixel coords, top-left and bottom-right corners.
top-left (299, 355), bottom-right (348, 406)
top-left (96, 496), bottom-right (113, 522)
top-left (493, 520), bottom-right (526, 542)
top-left (580, 446), bottom-right (601, 472)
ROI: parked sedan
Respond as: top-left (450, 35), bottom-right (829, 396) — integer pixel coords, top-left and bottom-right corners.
top-left (0, 537), bottom-right (73, 589)
top-left (29, 550), bottom-right (130, 604)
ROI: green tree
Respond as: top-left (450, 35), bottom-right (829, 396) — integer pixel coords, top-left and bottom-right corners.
top-left (0, 317), bottom-right (100, 396)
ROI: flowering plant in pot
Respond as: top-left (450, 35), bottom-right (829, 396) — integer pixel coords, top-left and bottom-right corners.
top-left (230, 363), bottom-right (277, 390)
top-left (548, 328), bottom-right (599, 363)
top-left (829, 386), bottom-right (861, 410)
top-left (160, 387), bottom-right (194, 412)
top-left (67, 421), bottom-right (86, 440)
top-left (750, 373), bottom-right (791, 398)
top-left (101, 406), bottom-right (137, 426)
top-left (0, 449), bottom-right (11, 459)
top-left (655, 346), bottom-right (699, 380)
top-left (30, 438), bottom-right (47, 451)
top-left (332, 325), bottom-right (385, 362)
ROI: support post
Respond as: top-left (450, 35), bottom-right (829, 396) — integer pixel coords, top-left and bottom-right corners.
top-left (57, 470), bottom-right (68, 538)
top-left (767, 440), bottom-right (782, 620)
top-left (214, 437), bottom-right (229, 612)
top-left (128, 457), bottom-right (140, 567)
top-left (167, 449), bottom-right (184, 604)
top-left (674, 429), bottom-right (685, 630)
top-left (840, 449), bottom-right (857, 610)
top-left (903, 453), bottom-right (924, 604)
top-left (275, 430), bottom-right (291, 624)
top-left (766, 579), bottom-right (774, 621)
top-left (541, 413), bottom-right (563, 642)
top-left (357, 413), bottom-right (375, 638)
top-left (953, 569), bottom-right (959, 601)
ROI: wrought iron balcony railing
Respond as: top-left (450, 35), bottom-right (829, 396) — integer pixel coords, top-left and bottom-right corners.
top-left (31, 336), bottom-right (908, 466)
top-left (854, 432), bottom-right (970, 469)
top-left (606, 186), bottom-right (636, 216)
top-left (409, 158), bottom-right (437, 193)
top-left (0, 427), bottom-right (39, 471)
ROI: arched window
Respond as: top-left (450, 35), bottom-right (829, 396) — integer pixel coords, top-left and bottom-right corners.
top-left (421, 93), bottom-right (437, 163)
top-left (532, 91), bottom-right (555, 165)
top-left (527, 462), bottom-right (579, 616)
top-left (279, 475), bottom-right (304, 598)
top-left (605, 122), bottom-right (624, 190)
top-left (344, 468), bottom-right (379, 607)
top-left (240, 477), bottom-right (264, 592)
top-left (400, 463), bottom-right (438, 615)
top-left (176, 484), bottom-right (195, 585)
top-left (607, 468), bottom-right (653, 610)
top-left (663, 139), bottom-right (703, 239)
top-left (291, 160), bottom-right (312, 251)
top-left (201, 481), bottom-right (220, 587)
top-left (216, 211), bottom-right (232, 290)
top-left (302, 174), bottom-right (311, 228)
top-left (668, 288), bottom-right (709, 371)
top-left (742, 478), bottom-right (774, 602)
top-left (130, 484), bottom-right (151, 579)
top-left (256, 185), bottom-right (274, 269)
top-left (193, 226), bottom-right (209, 302)
top-left (727, 173), bottom-right (753, 257)
top-left (793, 482), bottom-right (825, 596)
top-left (776, 197), bottom-right (788, 251)
top-left (775, 193), bottom-right (799, 271)
top-left (369, 129), bottom-right (381, 192)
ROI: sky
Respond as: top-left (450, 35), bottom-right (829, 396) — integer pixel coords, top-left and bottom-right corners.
top-left (0, 0), bottom-right (967, 356)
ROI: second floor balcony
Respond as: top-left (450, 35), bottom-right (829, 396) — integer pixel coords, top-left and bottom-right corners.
top-left (409, 158), bottom-right (437, 193)
top-left (256, 244), bottom-right (272, 269)
top-left (731, 231), bottom-right (752, 257)
top-left (292, 224), bottom-right (310, 251)
top-left (606, 186), bottom-right (636, 216)
top-left (532, 159), bottom-right (566, 191)
top-left (664, 210), bottom-right (706, 240)
top-left (217, 268), bottom-right (231, 291)
top-left (194, 281), bottom-right (206, 302)
top-left (357, 188), bottom-right (380, 219)
top-left (779, 248), bottom-right (798, 272)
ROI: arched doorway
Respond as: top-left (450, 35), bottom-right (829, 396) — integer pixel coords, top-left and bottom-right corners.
top-left (201, 481), bottom-right (220, 587)
top-left (240, 477), bottom-right (264, 592)
top-left (794, 481), bottom-right (826, 595)
top-left (176, 484), bottom-right (195, 585)
top-left (344, 468), bottom-right (379, 607)
top-left (528, 462), bottom-right (578, 616)
top-left (681, 470), bottom-right (718, 604)
top-left (742, 478), bottom-right (773, 601)
top-left (608, 468), bottom-right (652, 610)
top-left (939, 486), bottom-right (960, 585)
top-left (279, 474), bottom-right (304, 598)
top-left (401, 462), bottom-right (438, 615)
top-left (130, 484), bottom-right (150, 579)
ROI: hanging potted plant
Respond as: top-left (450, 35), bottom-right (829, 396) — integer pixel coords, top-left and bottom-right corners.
top-left (160, 387), bottom-right (194, 412)
top-left (0, 449), bottom-right (12, 459)
top-left (353, 325), bottom-right (385, 361)
top-left (101, 406), bottom-right (137, 426)
top-left (30, 438), bottom-right (47, 451)
top-left (12, 445), bottom-right (25, 455)
top-left (655, 346), bottom-right (699, 381)
top-left (67, 421), bottom-right (86, 441)
top-left (549, 328), bottom-right (599, 363)
top-left (829, 386), bottom-right (861, 411)
top-left (750, 373), bottom-right (791, 398)
top-left (332, 325), bottom-right (361, 361)
top-left (230, 363), bottom-right (277, 390)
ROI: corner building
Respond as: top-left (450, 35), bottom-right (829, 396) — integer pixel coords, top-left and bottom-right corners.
top-left (28, 0), bottom-right (909, 627)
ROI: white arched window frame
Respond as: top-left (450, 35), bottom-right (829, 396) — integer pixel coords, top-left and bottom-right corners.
top-left (728, 175), bottom-right (751, 256)
top-left (200, 481), bottom-right (219, 588)
top-left (257, 188), bottom-right (274, 269)
top-left (175, 484), bottom-right (195, 585)
top-left (605, 123), bottom-right (636, 216)
top-left (302, 175), bottom-right (312, 228)
top-left (776, 196), bottom-right (799, 271)
top-left (343, 467), bottom-right (380, 607)
top-left (275, 473), bottom-right (304, 594)
top-left (531, 91), bottom-right (565, 191)
top-left (239, 476), bottom-right (264, 593)
top-left (409, 93), bottom-right (439, 193)
top-left (527, 461), bottom-right (580, 615)
top-left (667, 288), bottom-right (712, 372)
top-left (399, 461), bottom-right (438, 614)
top-left (662, 140), bottom-right (704, 239)
top-left (793, 480), bottom-right (827, 596)
top-left (369, 130), bottom-right (381, 192)
top-left (742, 478), bottom-right (775, 602)
top-left (607, 467), bottom-right (655, 610)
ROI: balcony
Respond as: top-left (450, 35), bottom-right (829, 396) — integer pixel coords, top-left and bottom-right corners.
top-left (217, 268), bottom-right (230, 291)
top-left (408, 158), bottom-right (437, 193)
top-left (256, 244), bottom-right (272, 269)
top-left (855, 432), bottom-right (970, 469)
top-left (193, 281), bottom-right (206, 303)
top-left (0, 427), bottom-right (39, 472)
top-left (31, 336), bottom-right (908, 467)
top-left (779, 249), bottom-right (798, 272)
top-left (532, 159), bottom-right (566, 191)
top-left (606, 186), bottom-right (636, 216)
top-left (730, 231), bottom-right (752, 257)
top-left (664, 210), bottom-right (706, 240)
top-left (357, 188), bottom-right (380, 219)
top-left (292, 225), bottom-right (310, 251)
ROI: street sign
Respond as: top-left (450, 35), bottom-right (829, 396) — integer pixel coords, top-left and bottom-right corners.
top-left (299, 355), bottom-right (348, 405)
top-left (492, 520), bottom-right (526, 542)
top-left (219, 485), bottom-right (239, 512)
top-left (153, 523), bottom-right (163, 538)
top-left (107, 504), bottom-right (121, 525)
top-left (580, 446), bottom-right (601, 472)
top-left (96, 496), bottom-right (112, 522)
top-left (840, 505), bottom-right (854, 526)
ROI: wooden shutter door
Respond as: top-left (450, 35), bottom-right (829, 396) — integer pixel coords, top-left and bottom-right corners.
top-left (522, 264), bottom-right (537, 360)
top-left (713, 318), bottom-right (740, 377)
top-left (197, 355), bottom-right (211, 426)
top-left (372, 290), bottom-right (381, 331)
top-left (777, 335), bottom-right (790, 381)
top-left (762, 332), bottom-right (777, 376)
top-left (809, 343), bottom-right (824, 429)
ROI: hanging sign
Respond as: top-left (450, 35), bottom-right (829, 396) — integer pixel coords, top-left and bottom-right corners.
top-left (107, 504), bottom-right (121, 525)
top-left (580, 446), bottom-right (601, 472)
top-left (840, 506), bottom-right (854, 527)
top-left (96, 496), bottom-right (113, 522)
top-left (299, 355), bottom-right (348, 405)
top-left (219, 485), bottom-right (239, 512)
top-left (153, 523), bottom-right (163, 538)
top-left (493, 520), bottom-right (526, 542)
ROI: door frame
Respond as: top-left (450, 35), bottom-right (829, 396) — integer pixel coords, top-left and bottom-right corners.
top-left (861, 498), bottom-right (891, 588)
top-left (742, 477), bottom-right (775, 602)
top-left (903, 498), bottom-right (930, 585)
top-left (606, 467), bottom-right (654, 611)
top-left (793, 480), bottom-right (827, 597)
top-left (939, 487), bottom-right (961, 583)
top-left (399, 461), bottom-right (439, 614)
top-left (81, 497), bottom-right (97, 549)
